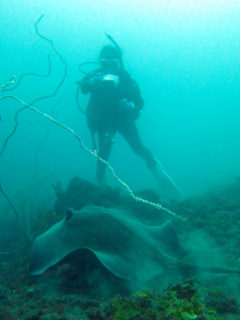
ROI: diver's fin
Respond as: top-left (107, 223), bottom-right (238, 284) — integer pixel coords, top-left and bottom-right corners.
top-left (150, 159), bottom-right (184, 202)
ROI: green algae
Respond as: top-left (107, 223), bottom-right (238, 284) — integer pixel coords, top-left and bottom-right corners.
top-left (108, 280), bottom-right (224, 320)
top-left (1, 178), bottom-right (240, 319)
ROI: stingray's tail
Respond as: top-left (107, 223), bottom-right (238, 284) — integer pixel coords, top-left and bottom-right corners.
top-left (198, 265), bottom-right (240, 274)
top-left (168, 258), bottom-right (240, 275)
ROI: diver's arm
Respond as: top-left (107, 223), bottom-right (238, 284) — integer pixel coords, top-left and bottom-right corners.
top-left (80, 70), bottom-right (103, 94)
top-left (121, 71), bottom-right (144, 110)
top-left (119, 75), bottom-right (144, 121)
top-left (125, 76), bottom-right (144, 111)
top-left (131, 81), bottom-right (144, 111)
top-left (80, 73), bottom-right (93, 94)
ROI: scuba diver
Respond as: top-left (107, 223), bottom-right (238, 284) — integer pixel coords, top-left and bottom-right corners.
top-left (79, 36), bottom-right (183, 202)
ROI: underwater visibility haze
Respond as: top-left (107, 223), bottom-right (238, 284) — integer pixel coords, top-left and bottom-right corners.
top-left (0, 0), bottom-right (240, 197)
top-left (0, 0), bottom-right (240, 319)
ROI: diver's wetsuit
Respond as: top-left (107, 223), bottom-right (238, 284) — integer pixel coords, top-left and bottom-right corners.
top-left (81, 66), bottom-right (156, 182)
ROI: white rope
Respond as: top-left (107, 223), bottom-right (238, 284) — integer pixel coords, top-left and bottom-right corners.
top-left (0, 95), bottom-right (185, 220)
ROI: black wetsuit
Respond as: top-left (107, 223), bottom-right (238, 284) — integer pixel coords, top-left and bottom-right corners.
top-left (80, 66), bottom-right (156, 182)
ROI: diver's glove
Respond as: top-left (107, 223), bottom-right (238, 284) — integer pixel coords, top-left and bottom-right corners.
top-left (88, 73), bottom-right (105, 89)
top-left (78, 73), bottom-right (104, 93)
top-left (119, 98), bottom-right (140, 121)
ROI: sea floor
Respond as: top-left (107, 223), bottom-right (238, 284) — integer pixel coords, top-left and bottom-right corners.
top-left (1, 177), bottom-right (240, 320)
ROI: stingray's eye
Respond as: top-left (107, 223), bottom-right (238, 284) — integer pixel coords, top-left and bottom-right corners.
top-left (66, 209), bottom-right (73, 221)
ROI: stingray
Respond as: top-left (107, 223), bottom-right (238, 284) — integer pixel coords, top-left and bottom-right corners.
top-left (30, 205), bottom-right (239, 281)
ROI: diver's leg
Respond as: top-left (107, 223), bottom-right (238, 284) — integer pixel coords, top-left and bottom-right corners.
top-left (118, 122), bottom-right (184, 201)
top-left (96, 130), bottom-right (114, 185)
top-left (118, 121), bottom-right (156, 167)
